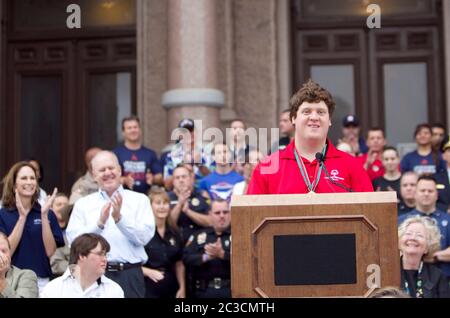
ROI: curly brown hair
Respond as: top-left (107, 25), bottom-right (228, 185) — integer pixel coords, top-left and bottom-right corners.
top-left (1, 161), bottom-right (40, 209)
top-left (289, 79), bottom-right (336, 121)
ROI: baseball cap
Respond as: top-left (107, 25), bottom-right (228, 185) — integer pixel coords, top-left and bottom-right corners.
top-left (178, 118), bottom-right (195, 131)
top-left (441, 134), bottom-right (450, 152)
top-left (342, 115), bottom-right (360, 127)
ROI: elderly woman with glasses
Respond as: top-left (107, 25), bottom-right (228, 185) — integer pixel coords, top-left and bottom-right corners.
top-left (398, 215), bottom-right (450, 298)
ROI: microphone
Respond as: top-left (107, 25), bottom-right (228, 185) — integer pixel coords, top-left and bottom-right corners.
top-left (315, 152), bottom-right (324, 163)
top-left (315, 152), bottom-right (353, 192)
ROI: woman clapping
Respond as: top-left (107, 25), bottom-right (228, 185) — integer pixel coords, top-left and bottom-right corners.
top-left (0, 162), bottom-right (64, 293)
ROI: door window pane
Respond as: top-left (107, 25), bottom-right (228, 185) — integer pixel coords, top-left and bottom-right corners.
top-left (311, 65), bottom-right (355, 143)
top-left (383, 63), bottom-right (428, 149)
top-left (299, 0), bottom-right (434, 20)
top-left (13, 0), bottom-right (136, 31)
top-left (88, 72), bottom-right (132, 149)
top-left (21, 76), bottom-right (62, 191)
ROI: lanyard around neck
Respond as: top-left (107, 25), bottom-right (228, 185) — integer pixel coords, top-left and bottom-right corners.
top-left (293, 144), bottom-right (327, 193)
top-left (403, 260), bottom-right (424, 298)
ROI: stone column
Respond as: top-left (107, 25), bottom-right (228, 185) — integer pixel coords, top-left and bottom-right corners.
top-left (162, 0), bottom-right (224, 136)
top-left (277, 0), bottom-right (292, 115)
top-left (137, 0), bottom-right (169, 153)
top-left (0, 1), bottom-right (4, 173)
top-left (444, 0), bottom-right (450, 130)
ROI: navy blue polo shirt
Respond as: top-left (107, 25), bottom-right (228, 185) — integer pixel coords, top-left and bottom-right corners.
top-left (398, 209), bottom-right (450, 276)
top-left (0, 204), bottom-right (65, 278)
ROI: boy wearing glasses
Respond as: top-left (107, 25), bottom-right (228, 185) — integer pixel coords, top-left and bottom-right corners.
top-left (41, 233), bottom-right (124, 298)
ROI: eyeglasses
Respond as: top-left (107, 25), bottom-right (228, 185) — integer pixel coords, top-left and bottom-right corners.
top-left (89, 251), bottom-right (109, 258)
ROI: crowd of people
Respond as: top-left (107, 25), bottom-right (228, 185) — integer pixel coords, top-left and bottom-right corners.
top-left (1, 79), bottom-right (450, 298)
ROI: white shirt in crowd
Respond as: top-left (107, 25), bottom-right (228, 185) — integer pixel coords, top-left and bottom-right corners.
top-left (66, 186), bottom-right (155, 264)
top-left (232, 181), bottom-right (247, 196)
top-left (40, 267), bottom-right (124, 298)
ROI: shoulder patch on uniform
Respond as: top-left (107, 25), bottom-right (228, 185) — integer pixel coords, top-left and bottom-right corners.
top-left (197, 232), bottom-right (207, 245)
top-left (191, 197), bottom-right (200, 207)
top-left (186, 235), bottom-right (194, 247)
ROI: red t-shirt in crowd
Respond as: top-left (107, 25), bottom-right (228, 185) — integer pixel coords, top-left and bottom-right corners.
top-left (247, 140), bottom-right (373, 194)
top-left (356, 153), bottom-right (384, 181)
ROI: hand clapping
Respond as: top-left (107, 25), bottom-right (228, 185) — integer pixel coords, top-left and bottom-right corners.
top-left (41, 188), bottom-right (58, 217)
top-left (110, 192), bottom-right (123, 223)
top-left (15, 189), bottom-right (30, 219)
top-left (204, 238), bottom-right (225, 260)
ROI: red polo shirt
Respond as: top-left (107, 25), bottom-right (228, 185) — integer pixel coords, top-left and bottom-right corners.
top-left (356, 153), bottom-right (384, 181)
top-left (247, 140), bottom-right (373, 194)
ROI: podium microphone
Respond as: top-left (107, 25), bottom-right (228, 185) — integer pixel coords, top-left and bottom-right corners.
top-left (315, 152), bottom-right (353, 192)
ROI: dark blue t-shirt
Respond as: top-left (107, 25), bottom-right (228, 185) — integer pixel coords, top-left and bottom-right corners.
top-left (0, 205), bottom-right (64, 278)
top-left (400, 150), bottom-right (445, 175)
top-left (199, 170), bottom-right (244, 201)
top-left (398, 209), bottom-right (450, 276)
top-left (113, 145), bottom-right (162, 194)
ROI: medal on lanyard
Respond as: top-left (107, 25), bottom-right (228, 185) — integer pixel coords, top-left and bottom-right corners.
top-left (294, 144), bottom-right (327, 193)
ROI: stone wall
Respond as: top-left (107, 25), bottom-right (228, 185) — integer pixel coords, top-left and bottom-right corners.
top-left (137, 0), bottom-right (169, 153)
top-left (232, 0), bottom-right (278, 132)
top-left (137, 0), bottom-right (282, 153)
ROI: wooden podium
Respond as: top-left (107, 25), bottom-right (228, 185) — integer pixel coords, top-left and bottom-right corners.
top-left (230, 192), bottom-right (400, 297)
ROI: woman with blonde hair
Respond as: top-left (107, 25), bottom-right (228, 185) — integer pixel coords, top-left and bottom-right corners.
top-left (142, 188), bottom-right (186, 298)
top-left (398, 215), bottom-right (450, 298)
top-left (0, 161), bottom-right (64, 292)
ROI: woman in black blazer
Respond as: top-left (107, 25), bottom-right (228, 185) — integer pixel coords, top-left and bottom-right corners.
top-left (398, 215), bottom-right (450, 298)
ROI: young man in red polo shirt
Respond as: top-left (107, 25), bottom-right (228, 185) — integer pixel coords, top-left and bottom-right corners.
top-left (357, 128), bottom-right (386, 181)
top-left (247, 80), bottom-right (373, 194)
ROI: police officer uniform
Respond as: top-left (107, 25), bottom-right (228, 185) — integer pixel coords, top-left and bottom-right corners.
top-left (434, 169), bottom-right (450, 212)
top-left (397, 200), bottom-right (415, 217)
top-left (183, 227), bottom-right (231, 298)
top-left (143, 228), bottom-right (183, 298)
top-left (168, 189), bottom-right (210, 243)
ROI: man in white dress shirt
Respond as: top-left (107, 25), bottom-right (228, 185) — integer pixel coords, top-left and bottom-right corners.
top-left (41, 233), bottom-right (124, 298)
top-left (66, 151), bottom-right (155, 298)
